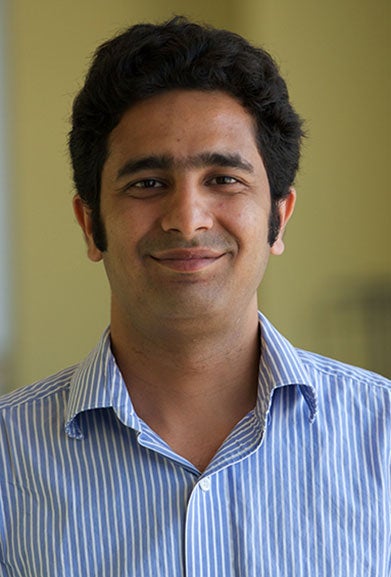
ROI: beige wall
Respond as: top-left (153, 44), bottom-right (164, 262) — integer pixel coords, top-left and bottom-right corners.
top-left (254, 0), bottom-right (391, 372)
top-left (4, 0), bottom-right (390, 390)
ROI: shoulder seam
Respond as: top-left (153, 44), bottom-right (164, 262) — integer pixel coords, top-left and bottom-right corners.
top-left (297, 350), bottom-right (391, 390)
top-left (0, 366), bottom-right (77, 411)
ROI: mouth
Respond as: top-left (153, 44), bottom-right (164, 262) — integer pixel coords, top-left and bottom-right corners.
top-left (150, 248), bottom-right (226, 272)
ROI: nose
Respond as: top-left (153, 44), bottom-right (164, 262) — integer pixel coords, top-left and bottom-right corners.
top-left (160, 183), bottom-right (214, 237)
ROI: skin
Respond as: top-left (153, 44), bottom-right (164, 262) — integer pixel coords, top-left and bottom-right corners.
top-left (74, 89), bottom-right (295, 471)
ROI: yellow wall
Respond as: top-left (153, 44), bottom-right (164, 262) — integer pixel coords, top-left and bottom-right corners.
top-left (4, 0), bottom-right (390, 389)
top-left (254, 0), bottom-right (391, 372)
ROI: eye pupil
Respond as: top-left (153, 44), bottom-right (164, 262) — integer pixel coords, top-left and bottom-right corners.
top-left (216, 176), bottom-right (234, 184)
top-left (135, 179), bottom-right (160, 188)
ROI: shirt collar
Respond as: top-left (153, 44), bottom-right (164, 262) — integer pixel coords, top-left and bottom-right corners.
top-left (257, 312), bottom-right (318, 422)
top-left (65, 314), bottom-right (318, 438)
top-left (65, 328), bottom-right (142, 439)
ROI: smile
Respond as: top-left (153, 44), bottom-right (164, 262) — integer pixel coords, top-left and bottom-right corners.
top-left (150, 248), bottom-right (226, 272)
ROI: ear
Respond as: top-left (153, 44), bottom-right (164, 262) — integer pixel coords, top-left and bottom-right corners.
top-left (270, 188), bottom-right (296, 256)
top-left (73, 195), bottom-right (103, 262)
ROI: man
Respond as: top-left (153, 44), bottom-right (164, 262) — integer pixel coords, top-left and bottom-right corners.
top-left (1, 17), bottom-right (390, 577)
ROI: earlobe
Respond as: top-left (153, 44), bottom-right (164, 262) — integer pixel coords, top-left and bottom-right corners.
top-left (270, 188), bottom-right (296, 256)
top-left (73, 195), bottom-right (103, 262)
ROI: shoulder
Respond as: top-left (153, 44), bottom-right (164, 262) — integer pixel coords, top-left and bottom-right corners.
top-left (298, 348), bottom-right (391, 389)
top-left (297, 349), bottom-right (391, 417)
top-left (0, 364), bottom-right (78, 414)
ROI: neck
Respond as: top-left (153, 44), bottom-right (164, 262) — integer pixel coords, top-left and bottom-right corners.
top-left (109, 305), bottom-right (260, 470)
top-left (110, 302), bottom-right (259, 384)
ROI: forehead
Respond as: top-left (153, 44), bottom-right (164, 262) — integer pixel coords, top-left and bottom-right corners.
top-left (106, 89), bottom-right (260, 161)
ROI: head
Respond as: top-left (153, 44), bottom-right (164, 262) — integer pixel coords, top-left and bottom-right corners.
top-left (69, 16), bottom-right (304, 253)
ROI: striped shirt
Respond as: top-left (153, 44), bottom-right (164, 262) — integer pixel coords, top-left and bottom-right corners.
top-left (0, 313), bottom-right (390, 576)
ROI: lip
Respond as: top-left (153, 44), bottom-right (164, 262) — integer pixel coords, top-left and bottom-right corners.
top-left (150, 248), bottom-right (226, 272)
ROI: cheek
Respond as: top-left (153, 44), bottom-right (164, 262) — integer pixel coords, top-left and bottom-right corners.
top-left (225, 204), bottom-right (272, 284)
top-left (223, 203), bottom-right (270, 247)
top-left (105, 208), bottom-right (148, 246)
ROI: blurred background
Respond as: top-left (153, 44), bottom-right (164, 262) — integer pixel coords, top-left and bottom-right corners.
top-left (0, 0), bottom-right (390, 393)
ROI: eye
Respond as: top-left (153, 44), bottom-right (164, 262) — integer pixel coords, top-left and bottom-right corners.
top-left (120, 178), bottom-right (166, 199)
top-left (132, 179), bottom-right (164, 189)
top-left (209, 175), bottom-right (239, 185)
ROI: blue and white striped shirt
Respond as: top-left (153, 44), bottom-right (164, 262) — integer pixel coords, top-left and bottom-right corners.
top-left (1, 313), bottom-right (390, 576)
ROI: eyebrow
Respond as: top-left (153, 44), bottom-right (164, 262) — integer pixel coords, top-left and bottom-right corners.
top-left (116, 152), bottom-right (254, 181)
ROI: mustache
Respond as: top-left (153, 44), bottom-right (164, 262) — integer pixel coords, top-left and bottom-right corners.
top-left (138, 232), bottom-right (237, 255)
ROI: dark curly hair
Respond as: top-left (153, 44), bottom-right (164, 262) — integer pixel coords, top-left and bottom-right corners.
top-left (69, 16), bottom-right (304, 251)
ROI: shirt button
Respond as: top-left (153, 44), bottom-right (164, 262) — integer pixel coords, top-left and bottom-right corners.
top-left (199, 477), bottom-right (211, 492)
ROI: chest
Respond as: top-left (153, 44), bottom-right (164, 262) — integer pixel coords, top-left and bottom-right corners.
top-left (2, 405), bottom-right (390, 577)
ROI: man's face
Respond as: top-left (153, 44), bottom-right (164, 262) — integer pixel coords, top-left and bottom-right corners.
top-left (74, 90), bottom-right (295, 334)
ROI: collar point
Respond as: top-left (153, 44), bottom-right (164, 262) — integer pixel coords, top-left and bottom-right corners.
top-left (64, 418), bottom-right (84, 440)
